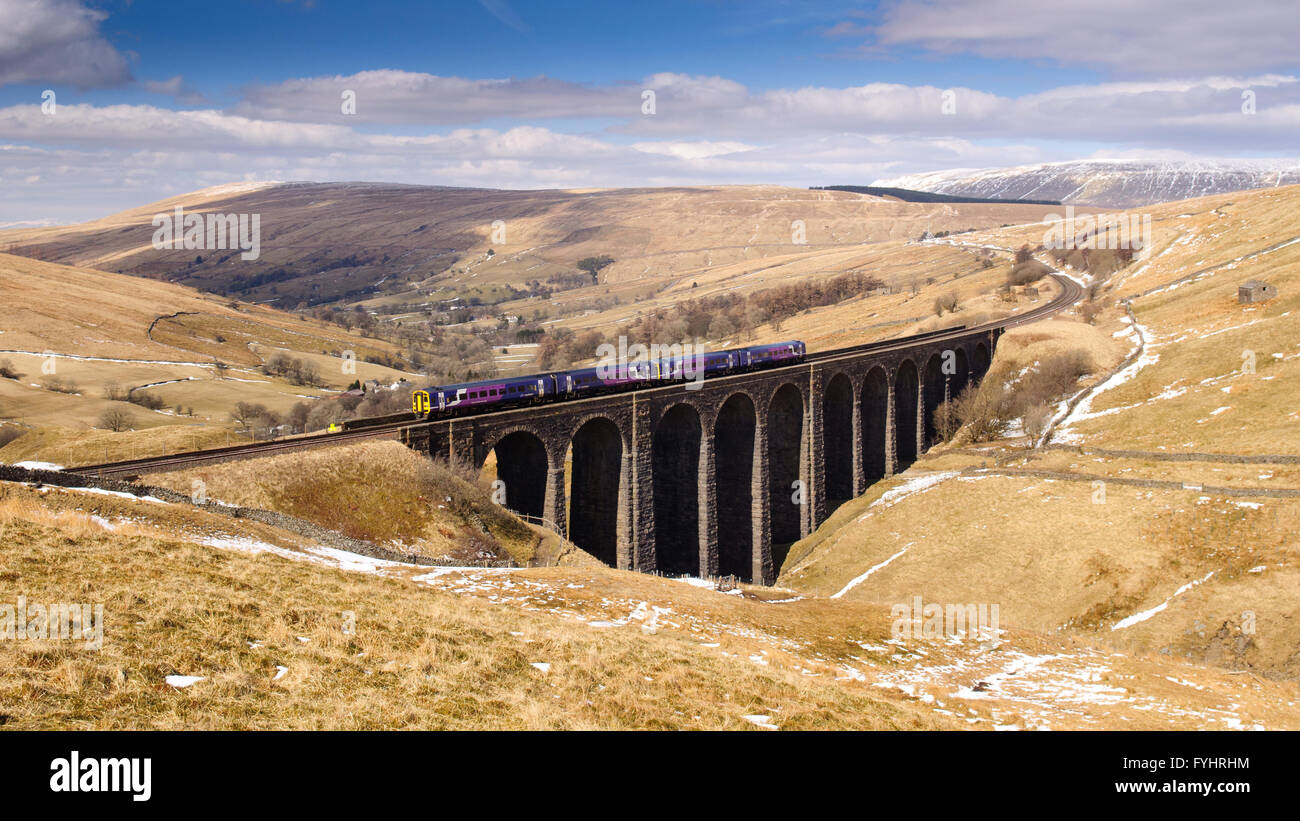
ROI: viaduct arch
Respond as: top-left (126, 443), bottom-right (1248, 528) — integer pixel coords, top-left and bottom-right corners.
top-left (407, 329), bottom-right (1004, 585)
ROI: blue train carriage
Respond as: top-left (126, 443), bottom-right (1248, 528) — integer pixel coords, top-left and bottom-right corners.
top-left (558, 360), bottom-right (654, 396)
top-left (702, 348), bottom-right (746, 376)
top-left (411, 373), bottom-right (552, 418)
top-left (664, 348), bottom-right (739, 379)
top-left (654, 342), bottom-right (803, 383)
top-left (746, 340), bottom-right (806, 368)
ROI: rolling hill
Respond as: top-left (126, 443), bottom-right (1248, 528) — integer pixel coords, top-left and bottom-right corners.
top-left (0, 251), bottom-right (420, 451)
top-left (0, 182), bottom-right (1075, 310)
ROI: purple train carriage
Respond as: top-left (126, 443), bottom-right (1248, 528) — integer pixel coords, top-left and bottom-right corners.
top-left (410, 340), bottom-right (806, 419)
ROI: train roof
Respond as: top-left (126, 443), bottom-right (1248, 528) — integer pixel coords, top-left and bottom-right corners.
top-left (424, 340), bottom-right (806, 392)
top-left (427, 374), bottom-right (542, 392)
top-left (747, 340), bottom-right (804, 350)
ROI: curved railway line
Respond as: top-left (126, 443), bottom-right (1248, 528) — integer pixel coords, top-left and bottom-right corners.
top-left (70, 273), bottom-right (1082, 478)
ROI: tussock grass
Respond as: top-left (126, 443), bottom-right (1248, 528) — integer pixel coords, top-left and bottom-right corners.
top-left (0, 492), bottom-right (951, 730)
top-left (150, 441), bottom-right (539, 565)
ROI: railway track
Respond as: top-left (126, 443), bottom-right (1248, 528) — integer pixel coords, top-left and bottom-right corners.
top-left (69, 273), bottom-right (1081, 478)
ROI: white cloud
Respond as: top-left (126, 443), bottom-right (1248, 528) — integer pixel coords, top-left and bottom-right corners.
top-left (5, 68), bottom-right (1300, 223)
top-left (872, 0), bottom-right (1300, 75)
top-left (233, 70), bottom-right (638, 124)
top-left (226, 69), bottom-right (1300, 154)
top-left (630, 140), bottom-right (756, 160)
top-left (0, 0), bottom-right (131, 88)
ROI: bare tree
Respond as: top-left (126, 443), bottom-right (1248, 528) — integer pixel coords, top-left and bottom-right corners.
top-left (98, 407), bottom-right (134, 432)
top-left (1021, 403), bottom-right (1054, 447)
top-left (230, 401), bottom-right (268, 429)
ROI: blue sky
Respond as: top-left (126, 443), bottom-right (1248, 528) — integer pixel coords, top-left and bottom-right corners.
top-left (6, 1), bottom-right (1095, 108)
top-left (1, 0), bottom-right (1298, 223)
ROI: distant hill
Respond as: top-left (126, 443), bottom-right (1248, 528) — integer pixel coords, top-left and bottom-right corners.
top-left (811, 185), bottom-right (1060, 206)
top-left (873, 159), bottom-right (1300, 208)
top-left (0, 182), bottom-right (1071, 310)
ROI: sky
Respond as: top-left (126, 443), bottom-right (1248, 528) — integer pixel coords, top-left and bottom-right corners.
top-left (1, 0), bottom-right (1298, 224)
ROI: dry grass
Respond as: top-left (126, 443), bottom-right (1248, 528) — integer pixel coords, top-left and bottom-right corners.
top-left (149, 441), bottom-right (540, 565)
top-left (783, 185), bottom-right (1300, 681)
top-left (2, 476), bottom-right (1297, 730)
top-left (785, 465), bottom-right (1300, 674)
top-left (0, 252), bottom-right (418, 434)
top-left (0, 252), bottom-right (403, 366)
top-left (0, 424), bottom-right (252, 467)
top-left (0, 485), bottom-right (953, 730)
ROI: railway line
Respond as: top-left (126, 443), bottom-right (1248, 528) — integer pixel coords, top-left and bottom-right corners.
top-left (69, 273), bottom-right (1081, 478)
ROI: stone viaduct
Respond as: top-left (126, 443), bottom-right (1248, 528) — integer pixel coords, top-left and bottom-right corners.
top-left (401, 328), bottom-right (999, 585)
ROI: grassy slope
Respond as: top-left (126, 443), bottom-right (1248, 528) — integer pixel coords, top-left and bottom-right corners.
top-left (0, 251), bottom-right (418, 440)
top-left (0, 482), bottom-right (951, 730)
top-left (148, 441), bottom-right (543, 565)
top-left (782, 183), bottom-right (1300, 680)
top-left (3, 477), bottom-right (1296, 730)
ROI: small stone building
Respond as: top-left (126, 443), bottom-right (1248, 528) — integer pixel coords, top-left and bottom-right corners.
top-left (1022, 286), bottom-right (1039, 299)
top-left (1239, 281), bottom-right (1277, 304)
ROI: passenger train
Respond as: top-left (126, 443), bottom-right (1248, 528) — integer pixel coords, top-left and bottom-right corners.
top-left (410, 341), bottom-right (806, 418)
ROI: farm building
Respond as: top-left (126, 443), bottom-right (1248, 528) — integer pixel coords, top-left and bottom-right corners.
top-left (1238, 281), bottom-right (1277, 304)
